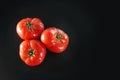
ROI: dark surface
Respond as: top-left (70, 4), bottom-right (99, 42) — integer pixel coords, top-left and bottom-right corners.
top-left (0, 0), bottom-right (96, 80)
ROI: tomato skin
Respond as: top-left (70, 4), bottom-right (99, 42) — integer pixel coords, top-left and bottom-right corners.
top-left (19, 40), bottom-right (46, 66)
top-left (16, 18), bottom-right (44, 40)
top-left (41, 27), bottom-right (69, 53)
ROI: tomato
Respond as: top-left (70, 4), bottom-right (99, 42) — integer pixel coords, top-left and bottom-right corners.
top-left (19, 40), bottom-right (46, 66)
top-left (16, 18), bottom-right (44, 40)
top-left (41, 27), bottom-right (69, 53)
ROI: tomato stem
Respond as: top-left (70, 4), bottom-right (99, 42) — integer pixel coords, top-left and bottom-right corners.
top-left (26, 22), bottom-right (32, 29)
top-left (28, 50), bottom-right (34, 56)
top-left (56, 33), bottom-right (62, 40)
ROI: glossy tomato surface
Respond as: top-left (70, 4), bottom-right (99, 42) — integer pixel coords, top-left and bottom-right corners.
top-left (19, 40), bottom-right (46, 66)
top-left (41, 27), bottom-right (69, 53)
top-left (16, 18), bottom-right (44, 40)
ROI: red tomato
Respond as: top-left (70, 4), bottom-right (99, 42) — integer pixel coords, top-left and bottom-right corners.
top-left (19, 40), bottom-right (46, 66)
top-left (16, 18), bottom-right (44, 40)
top-left (41, 27), bottom-right (69, 53)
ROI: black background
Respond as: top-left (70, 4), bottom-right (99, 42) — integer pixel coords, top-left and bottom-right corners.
top-left (0, 0), bottom-right (96, 80)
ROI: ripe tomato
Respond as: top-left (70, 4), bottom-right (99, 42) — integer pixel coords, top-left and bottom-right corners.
top-left (41, 27), bottom-right (69, 53)
top-left (16, 18), bottom-right (44, 40)
top-left (19, 40), bottom-right (46, 66)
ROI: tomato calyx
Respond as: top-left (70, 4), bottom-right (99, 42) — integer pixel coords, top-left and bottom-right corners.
top-left (56, 33), bottom-right (62, 40)
top-left (26, 22), bottom-right (32, 29)
top-left (28, 49), bottom-right (35, 57)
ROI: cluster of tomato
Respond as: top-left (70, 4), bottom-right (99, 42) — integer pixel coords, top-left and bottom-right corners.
top-left (16, 18), bottom-right (69, 66)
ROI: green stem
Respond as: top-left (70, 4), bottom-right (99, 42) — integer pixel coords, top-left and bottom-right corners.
top-left (28, 50), bottom-right (34, 56)
top-left (26, 22), bottom-right (32, 29)
top-left (56, 33), bottom-right (62, 40)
